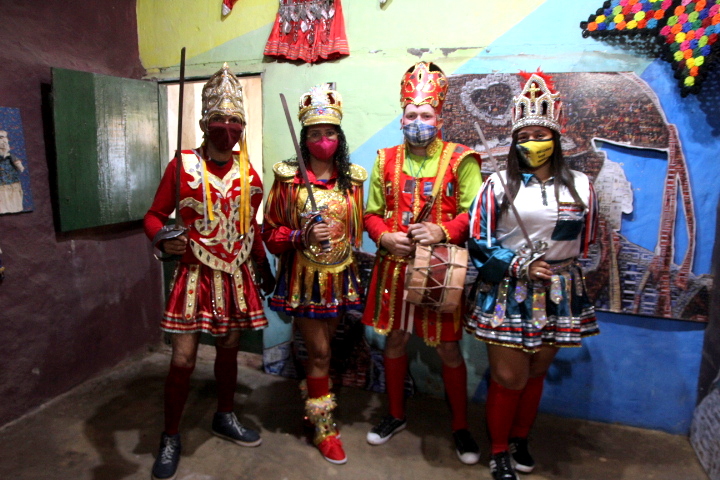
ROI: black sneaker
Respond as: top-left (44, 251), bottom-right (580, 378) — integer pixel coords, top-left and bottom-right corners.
top-left (452, 429), bottom-right (480, 465)
top-left (490, 451), bottom-right (519, 480)
top-left (211, 412), bottom-right (262, 447)
top-left (509, 437), bottom-right (535, 473)
top-left (151, 432), bottom-right (181, 480)
top-left (366, 415), bottom-right (407, 445)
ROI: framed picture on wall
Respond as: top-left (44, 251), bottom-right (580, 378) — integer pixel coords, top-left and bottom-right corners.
top-left (0, 106), bottom-right (33, 214)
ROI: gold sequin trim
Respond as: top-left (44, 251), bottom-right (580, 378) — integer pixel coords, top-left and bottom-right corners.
top-left (184, 265), bottom-right (200, 320)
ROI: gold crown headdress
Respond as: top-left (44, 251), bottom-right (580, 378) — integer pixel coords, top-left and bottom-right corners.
top-left (201, 63), bottom-right (246, 125)
top-left (298, 83), bottom-right (343, 126)
top-left (400, 62), bottom-right (449, 112)
top-left (511, 71), bottom-right (563, 134)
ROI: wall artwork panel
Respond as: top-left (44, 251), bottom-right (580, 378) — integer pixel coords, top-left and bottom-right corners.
top-left (443, 71), bottom-right (712, 321)
top-left (0, 107), bottom-right (33, 215)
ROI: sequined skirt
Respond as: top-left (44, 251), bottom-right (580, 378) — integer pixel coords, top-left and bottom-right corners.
top-left (162, 262), bottom-right (267, 335)
top-left (361, 253), bottom-right (464, 346)
top-left (466, 260), bottom-right (598, 352)
top-left (269, 250), bottom-right (363, 319)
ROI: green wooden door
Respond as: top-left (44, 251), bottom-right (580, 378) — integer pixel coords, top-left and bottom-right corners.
top-left (52, 68), bottom-right (167, 231)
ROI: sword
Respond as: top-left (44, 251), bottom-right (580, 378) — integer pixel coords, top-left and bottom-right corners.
top-left (279, 93), bottom-right (330, 251)
top-left (153, 47), bottom-right (189, 261)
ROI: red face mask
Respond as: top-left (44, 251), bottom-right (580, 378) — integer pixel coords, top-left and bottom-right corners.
top-left (307, 137), bottom-right (338, 161)
top-left (207, 122), bottom-right (243, 151)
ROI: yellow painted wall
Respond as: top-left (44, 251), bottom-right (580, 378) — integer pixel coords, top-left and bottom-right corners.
top-left (136, 0), bottom-right (276, 69)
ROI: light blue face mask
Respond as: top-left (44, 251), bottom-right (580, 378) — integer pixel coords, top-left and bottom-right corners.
top-left (402, 119), bottom-right (438, 147)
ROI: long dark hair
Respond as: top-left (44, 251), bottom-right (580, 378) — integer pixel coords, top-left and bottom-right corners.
top-left (501, 131), bottom-right (585, 215)
top-left (291, 124), bottom-right (353, 193)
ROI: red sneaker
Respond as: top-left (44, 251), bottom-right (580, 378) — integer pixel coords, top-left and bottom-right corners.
top-left (317, 435), bottom-right (347, 465)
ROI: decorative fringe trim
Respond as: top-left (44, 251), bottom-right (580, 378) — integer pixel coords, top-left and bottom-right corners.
top-left (304, 393), bottom-right (339, 445)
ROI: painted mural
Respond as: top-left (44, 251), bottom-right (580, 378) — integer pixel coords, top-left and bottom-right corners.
top-left (0, 107), bottom-right (33, 215)
top-left (443, 71), bottom-right (711, 321)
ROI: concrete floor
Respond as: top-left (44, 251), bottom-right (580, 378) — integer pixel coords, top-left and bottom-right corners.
top-left (0, 346), bottom-right (709, 480)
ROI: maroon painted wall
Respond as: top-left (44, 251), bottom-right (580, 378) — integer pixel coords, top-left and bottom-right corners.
top-left (0, 0), bottom-right (163, 426)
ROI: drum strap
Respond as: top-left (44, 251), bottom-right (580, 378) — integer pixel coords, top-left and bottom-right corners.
top-left (413, 143), bottom-right (455, 224)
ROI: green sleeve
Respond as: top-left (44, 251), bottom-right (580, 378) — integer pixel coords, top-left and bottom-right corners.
top-left (365, 154), bottom-right (386, 216)
top-left (456, 155), bottom-right (482, 213)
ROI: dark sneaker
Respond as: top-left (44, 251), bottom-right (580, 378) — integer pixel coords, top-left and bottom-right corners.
top-left (366, 415), bottom-right (407, 445)
top-left (211, 412), bottom-right (262, 447)
top-left (151, 432), bottom-right (181, 480)
top-left (452, 429), bottom-right (480, 465)
top-left (490, 451), bottom-right (519, 480)
top-left (509, 437), bottom-right (535, 473)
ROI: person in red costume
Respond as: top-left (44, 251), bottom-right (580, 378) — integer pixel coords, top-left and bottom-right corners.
top-left (144, 63), bottom-right (275, 480)
top-left (362, 61), bottom-right (483, 465)
top-left (263, 84), bottom-right (366, 465)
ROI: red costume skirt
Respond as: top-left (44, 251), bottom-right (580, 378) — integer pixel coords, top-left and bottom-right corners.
top-left (264, 0), bottom-right (349, 63)
top-left (361, 253), bottom-right (464, 347)
top-left (162, 262), bottom-right (267, 336)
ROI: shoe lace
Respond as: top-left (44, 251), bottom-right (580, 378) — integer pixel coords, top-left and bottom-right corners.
top-left (377, 416), bottom-right (399, 435)
top-left (159, 440), bottom-right (177, 464)
top-left (228, 414), bottom-right (248, 434)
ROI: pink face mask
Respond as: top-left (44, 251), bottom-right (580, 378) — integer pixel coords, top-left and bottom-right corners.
top-left (307, 137), bottom-right (338, 161)
top-left (207, 122), bottom-right (243, 151)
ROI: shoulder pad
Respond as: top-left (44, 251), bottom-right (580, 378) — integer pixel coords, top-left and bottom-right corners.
top-left (272, 161), bottom-right (298, 182)
top-left (349, 164), bottom-right (368, 183)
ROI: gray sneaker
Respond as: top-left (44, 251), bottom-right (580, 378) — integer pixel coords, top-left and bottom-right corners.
top-left (211, 412), bottom-right (262, 447)
top-left (151, 432), bottom-right (181, 480)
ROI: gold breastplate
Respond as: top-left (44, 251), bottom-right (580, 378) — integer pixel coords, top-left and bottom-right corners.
top-left (297, 184), bottom-right (351, 266)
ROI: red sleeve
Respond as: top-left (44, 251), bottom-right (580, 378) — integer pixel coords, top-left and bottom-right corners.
top-left (262, 179), bottom-right (304, 254)
top-left (143, 158), bottom-right (178, 241)
top-left (441, 211), bottom-right (470, 245)
top-left (363, 212), bottom-right (391, 244)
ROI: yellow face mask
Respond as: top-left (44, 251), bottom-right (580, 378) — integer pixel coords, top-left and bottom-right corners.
top-left (516, 140), bottom-right (554, 168)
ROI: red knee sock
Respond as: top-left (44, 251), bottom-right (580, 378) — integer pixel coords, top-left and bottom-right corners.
top-left (164, 364), bottom-right (194, 435)
top-left (384, 354), bottom-right (408, 420)
top-left (306, 375), bottom-right (330, 398)
top-left (442, 362), bottom-right (468, 432)
top-left (214, 344), bottom-right (239, 413)
top-left (486, 378), bottom-right (523, 454)
top-left (510, 374), bottom-right (546, 439)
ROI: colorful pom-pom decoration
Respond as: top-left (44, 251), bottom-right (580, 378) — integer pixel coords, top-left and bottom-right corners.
top-left (580, 0), bottom-right (720, 96)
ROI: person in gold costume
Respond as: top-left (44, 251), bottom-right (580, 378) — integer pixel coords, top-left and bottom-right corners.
top-left (263, 83), bottom-right (366, 465)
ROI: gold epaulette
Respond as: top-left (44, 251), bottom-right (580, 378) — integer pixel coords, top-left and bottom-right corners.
top-left (349, 164), bottom-right (368, 184)
top-left (272, 161), bottom-right (298, 182)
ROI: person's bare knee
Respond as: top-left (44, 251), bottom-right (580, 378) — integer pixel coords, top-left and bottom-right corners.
top-left (216, 331), bottom-right (241, 350)
top-left (384, 330), bottom-right (410, 358)
top-left (436, 341), bottom-right (463, 367)
top-left (170, 333), bottom-right (200, 369)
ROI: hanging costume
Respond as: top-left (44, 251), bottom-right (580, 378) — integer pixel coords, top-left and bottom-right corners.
top-left (264, 0), bottom-right (349, 64)
top-left (466, 72), bottom-right (599, 352)
top-left (262, 83), bottom-right (365, 464)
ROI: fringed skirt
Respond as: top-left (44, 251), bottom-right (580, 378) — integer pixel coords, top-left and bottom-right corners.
top-left (466, 260), bottom-right (598, 353)
top-left (269, 250), bottom-right (363, 319)
top-left (162, 262), bottom-right (267, 335)
top-left (361, 253), bottom-right (464, 346)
